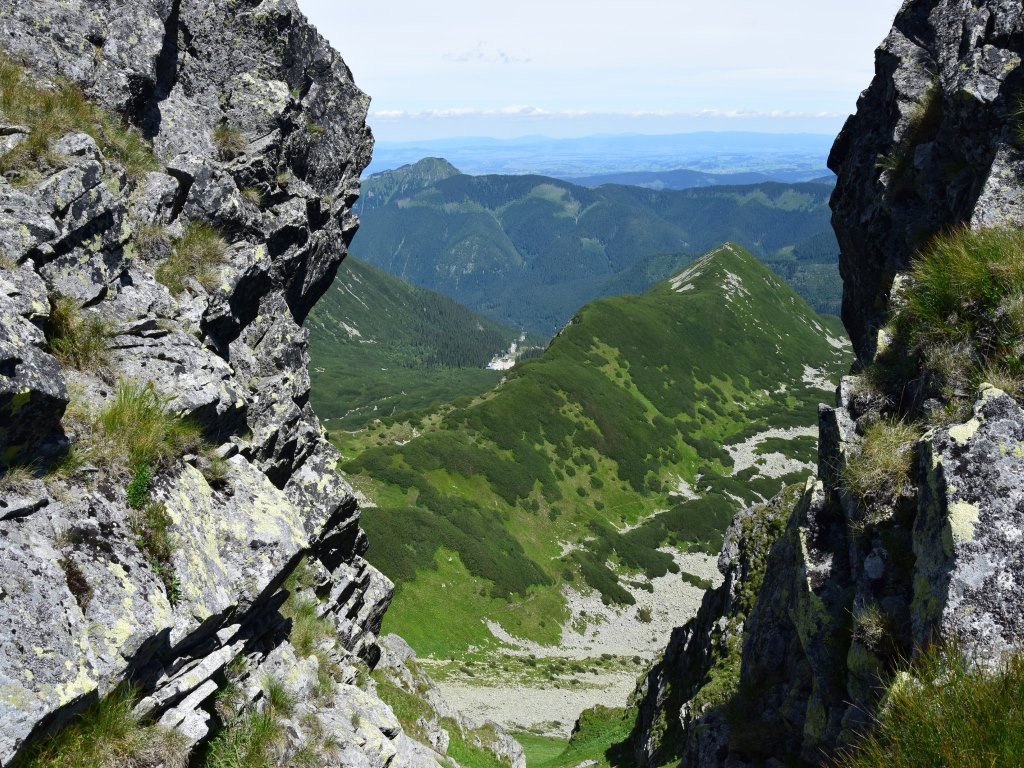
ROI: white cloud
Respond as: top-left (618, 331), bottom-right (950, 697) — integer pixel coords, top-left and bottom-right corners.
top-left (443, 43), bottom-right (531, 65)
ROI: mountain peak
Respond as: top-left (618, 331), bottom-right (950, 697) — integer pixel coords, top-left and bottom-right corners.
top-left (358, 157), bottom-right (462, 211)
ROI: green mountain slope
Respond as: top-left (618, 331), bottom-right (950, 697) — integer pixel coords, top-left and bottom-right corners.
top-left (337, 243), bottom-right (852, 658)
top-left (307, 256), bottom-right (518, 429)
top-left (351, 160), bottom-right (842, 334)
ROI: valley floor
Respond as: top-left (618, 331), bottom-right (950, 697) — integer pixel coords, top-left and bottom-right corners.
top-left (425, 550), bottom-right (721, 736)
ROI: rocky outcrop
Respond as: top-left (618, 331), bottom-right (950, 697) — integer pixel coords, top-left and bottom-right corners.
top-left (629, 487), bottom-right (797, 768)
top-left (631, 1), bottom-right (1024, 765)
top-left (830, 0), bottom-right (1024, 361)
top-left (0, 1), bottom-right (466, 765)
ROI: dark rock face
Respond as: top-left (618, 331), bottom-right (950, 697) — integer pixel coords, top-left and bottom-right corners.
top-left (629, 488), bottom-right (797, 768)
top-left (0, 1), bottom-right (456, 765)
top-left (631, 1), bottom-right (1024, 765)
top-left (830, 0), bottom-right (1024, 361)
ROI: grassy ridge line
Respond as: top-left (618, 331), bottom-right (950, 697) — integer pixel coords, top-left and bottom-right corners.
top-left (307, 256), bottom-right (521, 429)
top-left (339, 243), bottom-right (852, 658)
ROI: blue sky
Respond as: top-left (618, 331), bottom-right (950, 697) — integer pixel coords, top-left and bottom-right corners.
top-left (297, 0), bottom-right (905, 141)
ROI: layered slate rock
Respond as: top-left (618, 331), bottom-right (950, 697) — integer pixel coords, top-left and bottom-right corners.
top-left (0, 1), bottom-right (472, 765)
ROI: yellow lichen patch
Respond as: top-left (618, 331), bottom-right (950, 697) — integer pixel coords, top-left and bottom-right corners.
top-left (947, 418), bottom-right (981, 445)
top-left (948, 500), bottom-right (980, 543)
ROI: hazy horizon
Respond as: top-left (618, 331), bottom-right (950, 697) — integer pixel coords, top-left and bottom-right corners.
top-left (296, 0), bottom-right (904, 141)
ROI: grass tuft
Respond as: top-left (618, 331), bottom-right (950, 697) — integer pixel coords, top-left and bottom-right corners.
top-left (212, 124), bottom-right (247, 161)
top-left (281, 561), bottom-right (342, 701)
top-left (95, 380), bottom-right (201, 471)
top-left (205, 676), bottom-right (294, 768)
top-left (837, 648), bottom-right (1024, 768)
top-left (46, 297), bottom-right (113, 370)
top-left (155, 222), bottom-right (228, 294)
top-left (130, 501), bottom-right (180, 605)
top-left (0, 51), bottom-right (158, 182)
top-left (9, 685), bottom-right (188, 768)
top-left (844, 419), bottom-right (920, 506)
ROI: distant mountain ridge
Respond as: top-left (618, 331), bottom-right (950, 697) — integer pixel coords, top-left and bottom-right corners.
top-left (367, 132), bottom-right (836, 177)
top-left (352, 158), bottom-right (842, 334)
top-left (342, 243), bottom-right (851, 658)
top-left (307, 256), bottom-right (517, 429)
top-left (564, 167), bottom-right (834, 190)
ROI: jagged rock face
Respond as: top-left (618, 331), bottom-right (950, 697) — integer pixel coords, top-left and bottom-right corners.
top-left (0, 1), bottom-right (452, 765)
top-left (628, 487), bottom-right (797, 768)
top-left (830, 0), bottom-right (1024, 361)
top-left (916, 385), bottom-right (1024, 660)
top-left (631, 3), bottom-right (1024, 765)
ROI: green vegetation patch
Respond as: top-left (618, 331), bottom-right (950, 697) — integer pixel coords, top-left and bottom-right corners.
top-left (342, 245), bottom-right (848, 655)
top-left (523, 706), bottom-right (635, 768)
top-left (10, 686), bottom-right (187, 768)
top-left (0, 51), bottom-right (157, 182)
top-left (307, 256), bottom-right (515, 429)
top-left (46, 296), bottom-right (114, 370)
top-left (839, 649), bottom-right (1024, 768)
top-left (94, 380), bottom-right (202, 472)
top-left (155, 223), bottom-right (229, 294)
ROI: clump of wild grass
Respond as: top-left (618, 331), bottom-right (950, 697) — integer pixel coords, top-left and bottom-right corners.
top-left (9, 685), bottom-right (188, 768)
top-left (851, 602), bottom-right (897, 655)
top-left (844, 419), bottom-right (920, 505)
top-left (94, 380), bottom-right (201, 472)
top-left (155, 222), bottom-right (228, 294)
top-left (129, 500), bottom-right (181, 605)
top-left (0, 52), bottom-right (157, 183)
top-left (240, 187), bottom-right (263, 206)
top-left (281, 560), bottom-right (342, 700)
top-left (838, 648), bottom-right (1024, 768)
top-left (212, 123), bottom-right (247, 161)
top-left (132, 222), bottom-right (173, 260)
top-left (866, 226), bottom-right (1024, 425)
top-left (46, 296), bottom-right (113, 370)
top-left (204, 675), bottom-right (295, 768)
top-left (898, 226), bottom-right (1024, 362)
top-left (0, 465), bottom-right (37, 494)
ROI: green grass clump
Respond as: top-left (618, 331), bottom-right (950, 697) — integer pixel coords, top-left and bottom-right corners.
top-left (212, 124), bottom-right (247, 161)
top-left (0, 52), bottom-right (157, 182)
top-left (155, 223), bottom-right (229, 294)
top-left (130, 501), bottom-right (180, 604)
top-left (900, 226), bottom-right (1024, 380)
top-left (46, 296), bottom-right (113, 370)
top-left (10, 686), bottom-right (187, 768)
top-left (96, 380), bottom-right (202, 471)
top-left (280, 563), bottom-right (342, 700)
top-left (838, 649), bottom-right (1024, 768)
top-left (205, 676), bottom-right (295, 768)
top-left (844, 420), bottom-right (920, 506)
